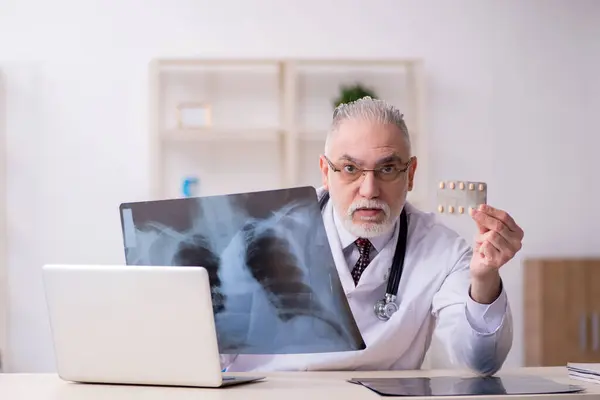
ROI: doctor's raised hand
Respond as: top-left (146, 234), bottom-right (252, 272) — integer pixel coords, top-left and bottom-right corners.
top-left (469, 205), bottom-right (524, 304)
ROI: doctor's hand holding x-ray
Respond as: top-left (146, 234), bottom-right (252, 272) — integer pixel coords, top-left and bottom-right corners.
top-left (222, 96), bottom-right (524, 375)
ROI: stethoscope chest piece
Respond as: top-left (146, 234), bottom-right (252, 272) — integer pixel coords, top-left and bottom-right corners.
top-left (374, 294), bottom-right (399, 321)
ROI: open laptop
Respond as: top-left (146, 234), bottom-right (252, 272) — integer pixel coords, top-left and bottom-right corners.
top-left (42, 264), bottom-right (265, 387)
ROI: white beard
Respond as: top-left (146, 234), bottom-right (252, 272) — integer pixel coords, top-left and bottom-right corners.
top-left (341, 198), bottom-right (398, 239)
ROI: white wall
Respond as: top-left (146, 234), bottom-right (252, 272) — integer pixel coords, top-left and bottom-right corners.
top-left (1, 0), bottom-right (599, 372)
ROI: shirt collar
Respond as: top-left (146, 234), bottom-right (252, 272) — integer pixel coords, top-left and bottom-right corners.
top-left (332, 208), bottom-right (396, 253)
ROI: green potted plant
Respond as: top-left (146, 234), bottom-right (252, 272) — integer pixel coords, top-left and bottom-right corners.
top-left (332, 83), bottom-right (377, 108)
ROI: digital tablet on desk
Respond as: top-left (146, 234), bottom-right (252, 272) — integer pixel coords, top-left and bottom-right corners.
top-left (348, 375), bottom-right (584, 397)
top-left (42, 264), bottom-right (265, 388)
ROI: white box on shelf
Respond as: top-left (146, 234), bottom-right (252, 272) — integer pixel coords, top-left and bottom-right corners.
top-left (176, 102), bottom-right (212, 129)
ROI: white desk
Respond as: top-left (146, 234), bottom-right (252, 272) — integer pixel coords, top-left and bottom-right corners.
top-left (1, 367), bottom-right (598, 399)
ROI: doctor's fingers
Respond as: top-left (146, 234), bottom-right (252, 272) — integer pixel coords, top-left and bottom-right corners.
top-left (473, 243), bottom-right (481, 256)
top-left (480, 241), bottom-right (502, 264)
top-left (472, 209), bottom-right (521, 243)
top-left (475, 235), bottom-right (519, 268)
top-left (475, 230), bottom-right (520, 254)
top-left (475, 205), bottom-right (524, 238)
top-left (471, 210), bottom-right (490, 234)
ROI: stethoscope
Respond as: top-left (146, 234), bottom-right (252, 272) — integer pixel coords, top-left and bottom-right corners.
top-left (318, 191), bottom-right (409, 321)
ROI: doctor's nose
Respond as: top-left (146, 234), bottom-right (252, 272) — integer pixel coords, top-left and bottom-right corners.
top-left (358, 172), bottom-right (380, 199)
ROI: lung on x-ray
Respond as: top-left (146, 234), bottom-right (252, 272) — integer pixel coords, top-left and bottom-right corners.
top-left (118, 186), bottom-right (366, 355)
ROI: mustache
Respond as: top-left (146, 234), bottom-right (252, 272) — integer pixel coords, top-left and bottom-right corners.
top-left (347, 199), bottom-right (391, 217)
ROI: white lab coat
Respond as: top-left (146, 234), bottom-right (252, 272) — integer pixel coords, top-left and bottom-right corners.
top-left (223, 187), bottom-right (513, 375)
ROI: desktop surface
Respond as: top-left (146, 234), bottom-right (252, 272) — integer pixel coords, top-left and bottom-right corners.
top-left (2, 367), bottom-right (599, 400)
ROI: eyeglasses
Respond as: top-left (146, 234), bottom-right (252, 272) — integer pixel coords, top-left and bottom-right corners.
top-left (323, 155), bottom-right (413, 183)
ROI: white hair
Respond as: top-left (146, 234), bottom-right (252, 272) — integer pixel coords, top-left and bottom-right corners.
top-left (324, 96), bottom-right (411, 156)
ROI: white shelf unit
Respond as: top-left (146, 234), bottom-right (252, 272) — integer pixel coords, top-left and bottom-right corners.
top-left (0, 69), bottom-right (7, 372)
top-left (148, 58), bottom-right (428, 208)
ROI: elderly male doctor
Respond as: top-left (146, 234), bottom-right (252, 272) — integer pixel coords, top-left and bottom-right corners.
top-left (223, 97), bottom-right (524, 375)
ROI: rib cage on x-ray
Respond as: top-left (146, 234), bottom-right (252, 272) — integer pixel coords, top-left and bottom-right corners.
top-left (119, 186), bottom-right (365, 354)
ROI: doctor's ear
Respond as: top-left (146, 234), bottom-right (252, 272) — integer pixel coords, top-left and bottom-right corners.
top-left (319, 155), bottom-right (330, 190)
top-left (407, 156), bottom-right (418, 191)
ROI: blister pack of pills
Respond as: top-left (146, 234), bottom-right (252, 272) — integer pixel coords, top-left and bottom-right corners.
top-left (436, 180), bottom-right (487, 216)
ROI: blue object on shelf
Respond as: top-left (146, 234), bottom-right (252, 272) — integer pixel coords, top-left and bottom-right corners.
top-left (182, 177), bottom-right (199, 197)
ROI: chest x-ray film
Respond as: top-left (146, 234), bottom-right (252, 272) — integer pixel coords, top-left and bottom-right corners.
top-left (118, 186), bottom-right (366, 355)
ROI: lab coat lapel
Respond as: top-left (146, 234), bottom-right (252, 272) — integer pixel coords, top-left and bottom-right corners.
top-left (322, 198), bottom-right (357, 295)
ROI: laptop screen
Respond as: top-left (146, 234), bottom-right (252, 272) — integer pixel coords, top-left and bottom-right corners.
top-left (119, 186), bottom-right (365, 355)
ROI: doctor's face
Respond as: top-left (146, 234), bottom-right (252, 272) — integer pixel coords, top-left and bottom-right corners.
top-left (319, 118), bottom-right (417, 238)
